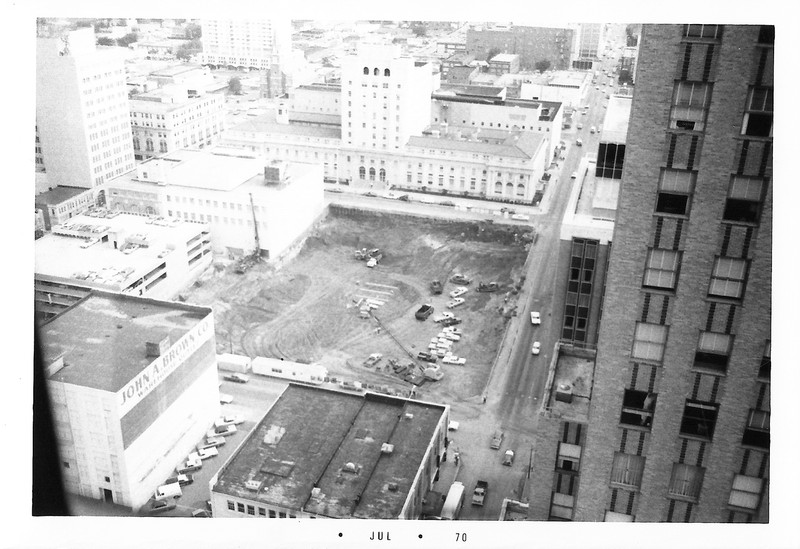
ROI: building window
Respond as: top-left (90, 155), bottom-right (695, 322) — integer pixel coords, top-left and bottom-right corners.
top-left (723, 175), bottom-right (766, 224)
top-left (655, 169), bottom-right (695, 216)
top-left (709, 257), bottom-right (748, 299)
top-left (694, 331), bottom-right (732, 372)
top-left (610, 452), bottom-right (645, 488)
top-left (258, 507), bottom-right (266, 516)
top-left (494, 181), bottom-right (502, 194)
top-left (758, 340), bottom-right (771, 380)
top-left (670, 82), bottom-right (711, 131)
top-left (728, 475), bottom-right (764, 511)
top-left (741, 87), bottom-right (773, 137)
top-left (279, 512), bottom-right (287, 518)
top-left (237, 502), bottom-right (245, 513)
top-left (247, 505), bottom-right (255, 515)
top-left (269, 510), bottom-right (276, 518)
top-left (369, 167), bottom-right (376, 181)
top-left (631, 322), bottom-right (668, 363)
top-left (379, 168), bottom-right (386, 182)
top-left (359, 166), bottom-right (366, 180)
top-left (363, 67), bottom-right (369, 75)
top-left (643, 249), bottom-right (681, 290)
top-left (620, 389), bottom-right (657, 428)
top-left (384, 68), bottom-right (390, 77)
top-left (679, 400), bottom-right (719, 440)
top-left (596, 143), bottom-right (626, 178)
top-left (742, 409), bottom-right (770, 449)
top-left (668, 464), bottom-right (705, 500)
top-left (683, 24), bottom-right (722, 40)
top-left (228, 500), bottom-right (235, 511)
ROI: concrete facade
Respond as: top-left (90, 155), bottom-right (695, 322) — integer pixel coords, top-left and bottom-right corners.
top-left (466, 25), bottom-right (575, 71)
top-left (577, 24), bottom-right (772, 523)
top-left (200, 18), bottom-right (292, 70)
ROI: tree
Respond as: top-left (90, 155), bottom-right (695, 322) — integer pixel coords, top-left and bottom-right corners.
top-left (412, 24), bottom-right (427, 37)
top-left (535, 60), bottom-right (552, 73)
top-left (185, 22), bottom-right (202, 40)
top-left (486, 47), bottom-right (502, 62)
top-left (116, 32), bottom-right (138, 47)
top-left (175, 39), bottom-right (202, 61)
top-left (96, 36), bottom-right (116, 47)
top-left (228, 76), bottom-right (242, 95)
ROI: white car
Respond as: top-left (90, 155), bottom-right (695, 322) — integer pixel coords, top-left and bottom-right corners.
top-left (577, 123), bottom-right (583, 130)
top-left (530, 311), bottom-right (541, 325)
top-left (207, 424), bottom-right (237, 438)
top-left (219, 393), bottom-right (234, 405)
top-left (449, 286), bottom-right (468, 298)
top-left (433, 312), bottom-right (455, 323)
top-left (366, 257), bottom-right (378, 268)
top-left (443, 327), bottom-right (463, 336)
top-left (223, 373), bottom-right (249, 383)
top-left (571, 172), bottom-right (578, 179)
top-left (215, 415), bottom-right (245, 428)
top-left (447, 297), bottom-right (465, 309)
top-left (590, 126), bottom-right (597, 134)
top-left (531, 342), bottom-right (541, 355)
top-left (442, 355), bottom-right (467, 365)
top-left (196, 447), bottom-right (219, 460)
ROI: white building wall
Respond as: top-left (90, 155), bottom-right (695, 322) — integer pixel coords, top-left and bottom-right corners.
top-left (289, 87), bottom-right (341, 117)
top-left (37, 28), bottom-right (135, 189)
top-left (201, 19), bottom-right (292, 69)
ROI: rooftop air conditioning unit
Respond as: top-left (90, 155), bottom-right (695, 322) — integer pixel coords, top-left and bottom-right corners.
top-left (245, 479), bottom-right (262, 491)
top-left (381, 443), bottom-right (394, 454)
top-left (555, 383), bottom-right (574, 403)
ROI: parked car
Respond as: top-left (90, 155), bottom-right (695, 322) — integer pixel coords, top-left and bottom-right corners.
top-left (176, 456), bottom-right (202, 475)
top-left (490, 430), bottom-right (504, 449)
top-left (147, 499), bottom-right (177, 514)
top-left (576, 139), bottom-right (583, 146)
top-left (530, 311), bottom-right (541, 325)
top-left (442, 355), bottom-right (466, 365)
top-left (207, 424), bottom-right (237, 438)
top-left (215, 415), bottom-right (245, 428)
top-left (503, 450), bottom-right (515, 466)
top-left (531, 342), bottom-right (541, 355)
top-left (449, 286), bottom-right (468, 298)
top-left (223, 373), bottom-right (249, 383)
top-left (219, 393), bottom-right (234, 404)
top-left (590, 126), bottom-right (597, 134)
top-left (447, 297), bottom-right (465, 309)
top-left (570, 172), bottom-right (578, 179)
top-left (397, 194), bottom-right (410, 202)
top-left (577, 123), bottom-right (583, 130)
top-left (197, 446), bottom-right (219, 460)
top-left (417, 352), bottom-right (438, 363)
top-left (191, 509), bottom-right (211, 518)
top-left (165, 474), bottom-right (193, 487)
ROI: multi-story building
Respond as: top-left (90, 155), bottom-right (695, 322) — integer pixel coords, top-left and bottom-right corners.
top-left (105, 148), bottom-right (325, 259)
top-left (35, 186), bottom-right (96, 230)
top-left (199, 18), bottom-right (292, 71)
top-left (519, 71), bottom-right (592, 110)
top-left (566, 24), bottom-right (772, 523)
top-left (34, 210), bottom-right (212, 320)
top-left (577, 23), bottom-right (605, 61)
top-left (35, 125), bottom-right (45, 172)
top-left (129, 86), bottom-right (225, 160)
top-left (487, 53), bottom-right (520, 76)
top-left (36, 28), bottom-right (135, 190)
top-left (40, 291), bottom-right (219, 510)
top-left (210, 384), bottom-right (449, 519)
top-left (466, 24), bottom-right (575, 71)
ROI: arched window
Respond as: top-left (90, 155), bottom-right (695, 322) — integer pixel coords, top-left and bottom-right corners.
top-left (369, 167), bottom-right (376, 181)
top-left (517, 183), bottom-right (525, 196)
top-left (145, 138), bottom-right (154, 152)
top-left (363, 67), bottom-right (369, 75)
top-left (159, 140), bottom-right (168, 153)
top-left (379, 168), bottom-right (386, 182)
top-left (384, 68), bottom-right (390, 77)
top-left (506, 182), bottom-right (514, 195)
top-left (494, 181), bottom-right (503, 194)
top-left (373, 67), bottom-right (379, 76)
top-left (359, 166), bottom-right (366, 179)
top-left (133, 137), bottom-right (140, 150)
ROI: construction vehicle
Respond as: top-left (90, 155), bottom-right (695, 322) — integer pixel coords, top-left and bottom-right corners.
top-left (430, 280), bottom-right (443, 294)
top-left (476, 281), bottom-right (500, 292)
top-left (233, 193), bottom-right (262, 274)
top-left (450, 274), bottom-right (472, 285)
top-left (354, 247), bottom-right (382, 261)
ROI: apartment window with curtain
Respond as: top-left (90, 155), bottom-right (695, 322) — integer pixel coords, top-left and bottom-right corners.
top-left (631, 322), bottom-right (668, 363)
top-left (668, 463), bottom-right (704, 500)
top-left (610, 453), bottom-right (645, 488)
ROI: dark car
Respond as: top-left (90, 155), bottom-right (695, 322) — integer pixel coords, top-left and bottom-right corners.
top-left (417, 352), bottom-right (437, 363)
top-left (147, 499), bottom-right (177, 514)
top-left (166, 473), bottom-right (194, 487)
top-left (397, 194), bottom-right (410, 202)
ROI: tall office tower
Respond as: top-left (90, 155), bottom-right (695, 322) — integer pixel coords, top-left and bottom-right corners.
top-left (36, 27), bottom-right (135, 190)
top-left (578, 23), bottom-right (605, 59)
top-left (340, 44), bottom-right (433, 151)
top-left (577, 24), bottom-right (772, 523)
top-left (199, 18), bottom-right (292, 71)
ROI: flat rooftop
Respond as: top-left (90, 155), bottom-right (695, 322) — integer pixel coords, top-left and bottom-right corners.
top-left (560, 158), bottom-right (617, 244)
top-left (600, 95), bottom-right (632, 144)
top-left (35, 211), bottom-right (205, 290)
top-left (149, 64), bottom-right (204, 77)
top-left (35, 186), bottom-right (91, 205)
top-left (228, 111), bottom-right (342, 140)
top-left (409, 129), bottom-right (544, 159)
top-left (544, 344), bottom-right (596, 422)
top-left (489, 53), bottom-right (519, 63)
top-left (41, 291), bottom-right (210, 392)
top-left (214, 385), bottom-right (447, 519)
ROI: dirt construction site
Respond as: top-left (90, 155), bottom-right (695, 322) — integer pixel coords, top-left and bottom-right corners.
top-left (184, 206), bottom-right (534, 403)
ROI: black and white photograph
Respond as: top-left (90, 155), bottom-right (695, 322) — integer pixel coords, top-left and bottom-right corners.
top-left (8, 2), bottom-right (797, 548)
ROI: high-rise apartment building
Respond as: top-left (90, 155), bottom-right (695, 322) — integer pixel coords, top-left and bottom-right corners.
top-left (36, 28), bottom-right (135, 190)
top-left (199, 18), bottom-right (291, 71)
top-left (574, 24), bottom-right (773, 523)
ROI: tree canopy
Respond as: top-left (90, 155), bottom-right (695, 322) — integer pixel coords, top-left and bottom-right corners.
top-left (228, 76), bottom-right (242, 95)
top-left (175, 39), bottom-right (202, 61)
top-left (96, 36), bottom-right (116, 46)
top-left (535, 60), bottom-right (552, 73)
top-left (116, 32), bottom-right (138, 47)
top-left (185, 23), bottom-right (202, 40)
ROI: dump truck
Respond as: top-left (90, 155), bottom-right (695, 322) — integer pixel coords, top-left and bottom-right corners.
top-left (472, 480), bottom-right (488, 506)
top-left (415, 304), bottom-right (434, 320)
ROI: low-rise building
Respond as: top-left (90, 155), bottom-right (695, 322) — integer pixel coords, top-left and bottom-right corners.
top-left (35, 186), bottom-right (96, 230)
top-left (487, 53), bottom-right (520, 76)
top-left (34, 210), bottom-right (212, 320)
top-left (40, 291), bottom-right (219, 510)
top-left (105, 147), bottom-right (325, 259)
top-left (210, 384), bottom-right (449, 519)
top-left (519, 71), bottom-right (592, 110)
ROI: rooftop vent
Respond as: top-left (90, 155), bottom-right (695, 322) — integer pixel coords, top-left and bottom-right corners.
top-left (381, 443), bottom-right (395, 454)
top-left (343, 462), bottom-right (358, 474)
top-left (245, 479), bottom-right (262, 491)
top-left (145, 336), bottom-right (171, 358)
top-left (555, 383), bottom-right (574, 403)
